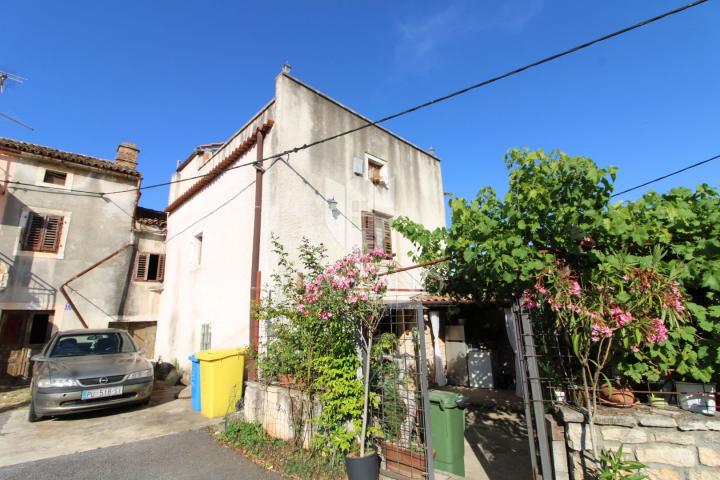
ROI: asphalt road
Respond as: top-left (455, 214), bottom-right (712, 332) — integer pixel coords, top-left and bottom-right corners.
top-left (0, 429), bottom-right (284, 480)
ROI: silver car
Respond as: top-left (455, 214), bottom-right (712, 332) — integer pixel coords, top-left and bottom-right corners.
top-left (29, 328), bottom-right (154, 422)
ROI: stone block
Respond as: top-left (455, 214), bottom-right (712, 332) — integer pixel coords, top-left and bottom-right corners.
top-left (702, 431), bottom-right (720, 443)
top-left (698, 446), bottom-right (720, 467)
top-left (594, 412), bottom-right (638, 427)
top-left (647, 468), bottom-right (682, 480)
top-left (637, 413), bottom-right (678, 428)
top-left (705, 418), bottom-right (720, 431)
top-left (678, 417), bottom-right (710, 431)
top-left (556, 405), bottom-right (584, 423)
top-left (635, 445), bottom-right (697, 467)
top-left (688, 470), bottom-right (720, 480)
top-left (652, 430), bottom-right (696, 445)
top-left (566, 423), bottom-right (595, 451)
top-left (601, 426), bottom-right (648, 443)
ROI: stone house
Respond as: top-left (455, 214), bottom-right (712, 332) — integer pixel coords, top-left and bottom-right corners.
top-left (155, 71), bottom-right (446, 370)
top-left (0, 138), bottom-right (164, 381)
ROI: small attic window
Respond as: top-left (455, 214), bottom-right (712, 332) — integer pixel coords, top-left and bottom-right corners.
top-left (43, 170), bottom-right (67, 186)
top-left (365, 154), bottom-right (388, 187)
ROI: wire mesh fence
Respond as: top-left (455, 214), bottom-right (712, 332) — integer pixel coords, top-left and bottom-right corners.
top-left (374, 300), bottom-right (434, 480)
top-left (243, 296), bottom-right (434, 479)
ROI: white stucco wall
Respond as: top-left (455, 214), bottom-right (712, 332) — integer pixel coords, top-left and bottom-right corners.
top-left (119, 228), bottom-right (165, 322)
top-left (155, 103), bottom-right (276, 365)
top-left (0, 151), bottom-right (139, 332)
top-left (156, 74), bottom-right (446, 369)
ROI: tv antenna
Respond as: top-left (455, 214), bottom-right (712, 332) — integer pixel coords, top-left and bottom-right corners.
top-left (0, 71), bottom-right (34, 130)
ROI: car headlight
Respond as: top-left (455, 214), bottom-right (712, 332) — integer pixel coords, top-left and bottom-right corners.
top-left (37, 378), bottom-right (79, 388)
top-left (127, 368), bottom-right (153, 380)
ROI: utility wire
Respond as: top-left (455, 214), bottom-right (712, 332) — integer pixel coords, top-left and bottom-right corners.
top-left (102, 0), bottom-right (707, 196)
top-left (611, 153), bottom-right (720, 198)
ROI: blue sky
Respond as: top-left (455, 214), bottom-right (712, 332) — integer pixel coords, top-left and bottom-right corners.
top-left (1, 1), bottom-right (717, 214)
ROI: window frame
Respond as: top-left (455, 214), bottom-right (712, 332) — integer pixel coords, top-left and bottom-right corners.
top-left (361, 210), bottom-right (393, 257)
top-left (364, 153), bottom-right (388, 187)
top-left (21, 212), bottom-right (64, 253)
top-left (134, 252), bottom-right (166, 282)
top-left (36, 167), bottom-right (74, 190)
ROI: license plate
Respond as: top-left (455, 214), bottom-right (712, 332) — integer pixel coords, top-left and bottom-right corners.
top-left (81, 386), bottom-right (123, 400)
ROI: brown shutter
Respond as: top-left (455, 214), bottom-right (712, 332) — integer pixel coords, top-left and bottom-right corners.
top-left (23, 213), bottom-right (45, 251)
top-left (135, 253), bottom-right (148, 280)
top-left (157, 254), bottom-right (166, 282)
top-left (41, 216), bottom-right (63, 252)
top-left (361, 211), bottom-right (375, 252)
top-left (382, 217), bottom-right (392, 255)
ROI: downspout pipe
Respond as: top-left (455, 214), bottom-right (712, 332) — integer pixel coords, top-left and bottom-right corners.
top-left (248, 129), bottom-right (265, 380)
top-left (60, 243), bottom-right (133, 328)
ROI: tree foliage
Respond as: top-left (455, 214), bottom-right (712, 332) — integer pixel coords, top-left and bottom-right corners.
top-left (394, 149), bottom-right (720, 383)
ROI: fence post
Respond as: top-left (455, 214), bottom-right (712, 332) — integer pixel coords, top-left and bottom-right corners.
top-left (415, 304), bottom-right (435, 480)
top-left (517, 303), bottom-right (554, 479)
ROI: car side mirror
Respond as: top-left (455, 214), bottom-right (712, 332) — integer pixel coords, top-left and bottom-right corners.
top-left (137, 349), bottom-right (146, 356)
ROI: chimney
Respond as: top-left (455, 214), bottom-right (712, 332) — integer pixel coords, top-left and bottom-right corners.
top-left (116, 142), bottom-right (139, 170)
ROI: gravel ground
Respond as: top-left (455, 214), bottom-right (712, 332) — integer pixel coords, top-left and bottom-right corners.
top-left (0, 429), bottom-right (284, 480)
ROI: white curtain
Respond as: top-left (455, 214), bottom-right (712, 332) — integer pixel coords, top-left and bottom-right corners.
top-left (429, 311), bottom-right (447, 386)
top-left (504, 307), bottom-right (524, 398)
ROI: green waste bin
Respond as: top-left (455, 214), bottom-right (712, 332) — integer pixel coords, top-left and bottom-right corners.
top-left (429, 390), bottom-right (468, 477)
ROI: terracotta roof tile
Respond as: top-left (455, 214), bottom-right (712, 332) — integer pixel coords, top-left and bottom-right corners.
top-left (0, 137), bottom-right (140, 177)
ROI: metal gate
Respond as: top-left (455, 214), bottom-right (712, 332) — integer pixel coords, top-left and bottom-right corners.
top-left (374, 301), bottom-right (435, 480)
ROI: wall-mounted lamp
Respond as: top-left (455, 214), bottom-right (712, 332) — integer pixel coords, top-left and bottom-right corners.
top-left (327, 197), bottom-right (339, 214)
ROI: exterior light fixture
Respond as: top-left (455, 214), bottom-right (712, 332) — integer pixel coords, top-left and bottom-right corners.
top-left (327, 197), bottom-right (339, 214)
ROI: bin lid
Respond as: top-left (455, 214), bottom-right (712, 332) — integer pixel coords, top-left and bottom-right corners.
top-left (195, 347), bottom-right (247, 362)
top-left (429, 389), bottom-right (463, 409)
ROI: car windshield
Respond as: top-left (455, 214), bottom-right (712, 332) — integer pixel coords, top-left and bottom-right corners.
top-left (49, 333), bottom-right (136, 357)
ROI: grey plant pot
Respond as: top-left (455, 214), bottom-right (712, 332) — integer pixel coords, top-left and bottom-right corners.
top-left (345, 450), bottom-right (379, 480)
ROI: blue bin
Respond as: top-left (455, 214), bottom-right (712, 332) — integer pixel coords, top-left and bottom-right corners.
top-left (188, 354), bottom-right (201, 412)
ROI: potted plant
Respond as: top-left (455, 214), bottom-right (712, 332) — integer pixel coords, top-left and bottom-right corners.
top-left (675, 379), bottom-right (716, 416)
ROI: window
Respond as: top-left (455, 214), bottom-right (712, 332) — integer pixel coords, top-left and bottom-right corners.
top-left (135, 253), bottom-right (165, 282)
top-left (22, 212), bottom-right (64, 253)
top-left (368, 160), bottom-right (383, 185)
top-left (200, 324), bottom-right (211, 351)
top-left (365, 154), bottom-right (388, 186)
top-left (42, 170), bottom-right (67, 186)
top-left (361, 211), bottom-right (392, 255)
top-left (28, 313), bottom-right (50, 345)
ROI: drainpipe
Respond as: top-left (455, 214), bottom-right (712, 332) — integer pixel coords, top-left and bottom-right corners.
top-left (60, 244), bottom-right (133, 328)
top-left (248, 129), bottom-right (265, 380)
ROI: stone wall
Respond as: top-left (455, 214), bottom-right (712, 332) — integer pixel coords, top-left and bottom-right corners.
top-left (555, 404), bottom-right (720, 480)
top-left (243, 380), bottom-right (319, 448)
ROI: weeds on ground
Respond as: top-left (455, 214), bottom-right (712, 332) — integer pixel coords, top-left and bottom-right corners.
top-left (218, 420), bottom-right (345, 480)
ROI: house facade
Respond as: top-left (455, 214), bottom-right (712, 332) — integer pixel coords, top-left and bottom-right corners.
top-left (0, 138), bottom-right (162, 381)
top-left (155, 72), bottom-right (446, 369)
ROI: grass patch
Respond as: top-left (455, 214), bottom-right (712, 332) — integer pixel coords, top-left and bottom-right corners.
top-left (217, 420), bottom-right (345, 480)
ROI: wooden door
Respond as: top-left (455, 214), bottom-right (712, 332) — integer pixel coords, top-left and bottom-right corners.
top-left (0, 311), bottom-right (29, 379)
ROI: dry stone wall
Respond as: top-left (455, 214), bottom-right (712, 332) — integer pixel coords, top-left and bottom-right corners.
top-left (555, 405), bottom-right (720, 480)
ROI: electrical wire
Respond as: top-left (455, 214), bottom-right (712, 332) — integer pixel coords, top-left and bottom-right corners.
top-left (100, 0), bottom-right (707, 196)
top-left (611, 153), bottom-right (720, 197)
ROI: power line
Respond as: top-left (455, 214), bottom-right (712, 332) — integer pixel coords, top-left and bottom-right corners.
top-left (102, 0), bottom-right (707, 196)
top-left (611, 153), bottom-right (720, 198)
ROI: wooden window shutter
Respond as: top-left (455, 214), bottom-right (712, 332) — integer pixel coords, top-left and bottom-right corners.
top-left (382, 217), bottom-right (392, 255)
top-left (361, 211), bottom-right (375, 252)
top-left (157, 254), bottom-right (166, 282)
top-left (23, 213), bottom-right (45, 251)
top-left (42, 216), bottom-right (63, 252)
top-left (135, 253), bottom-right (149, 280)
top-left (22, 213), bottom-right (63, 253)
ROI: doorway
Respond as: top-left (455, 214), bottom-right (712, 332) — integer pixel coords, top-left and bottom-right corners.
top-left (0, 310), bottom-right (53, 382)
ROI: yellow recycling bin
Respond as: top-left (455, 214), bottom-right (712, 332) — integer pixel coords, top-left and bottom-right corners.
top-left (195, 348), bottom-right (246, 418)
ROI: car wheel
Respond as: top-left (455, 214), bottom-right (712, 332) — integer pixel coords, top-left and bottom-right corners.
top-left (28, 399), bottom-right (42, 423)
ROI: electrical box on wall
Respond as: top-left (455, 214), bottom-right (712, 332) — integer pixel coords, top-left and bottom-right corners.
top-left (352, 157), bottom-right (364, 176)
